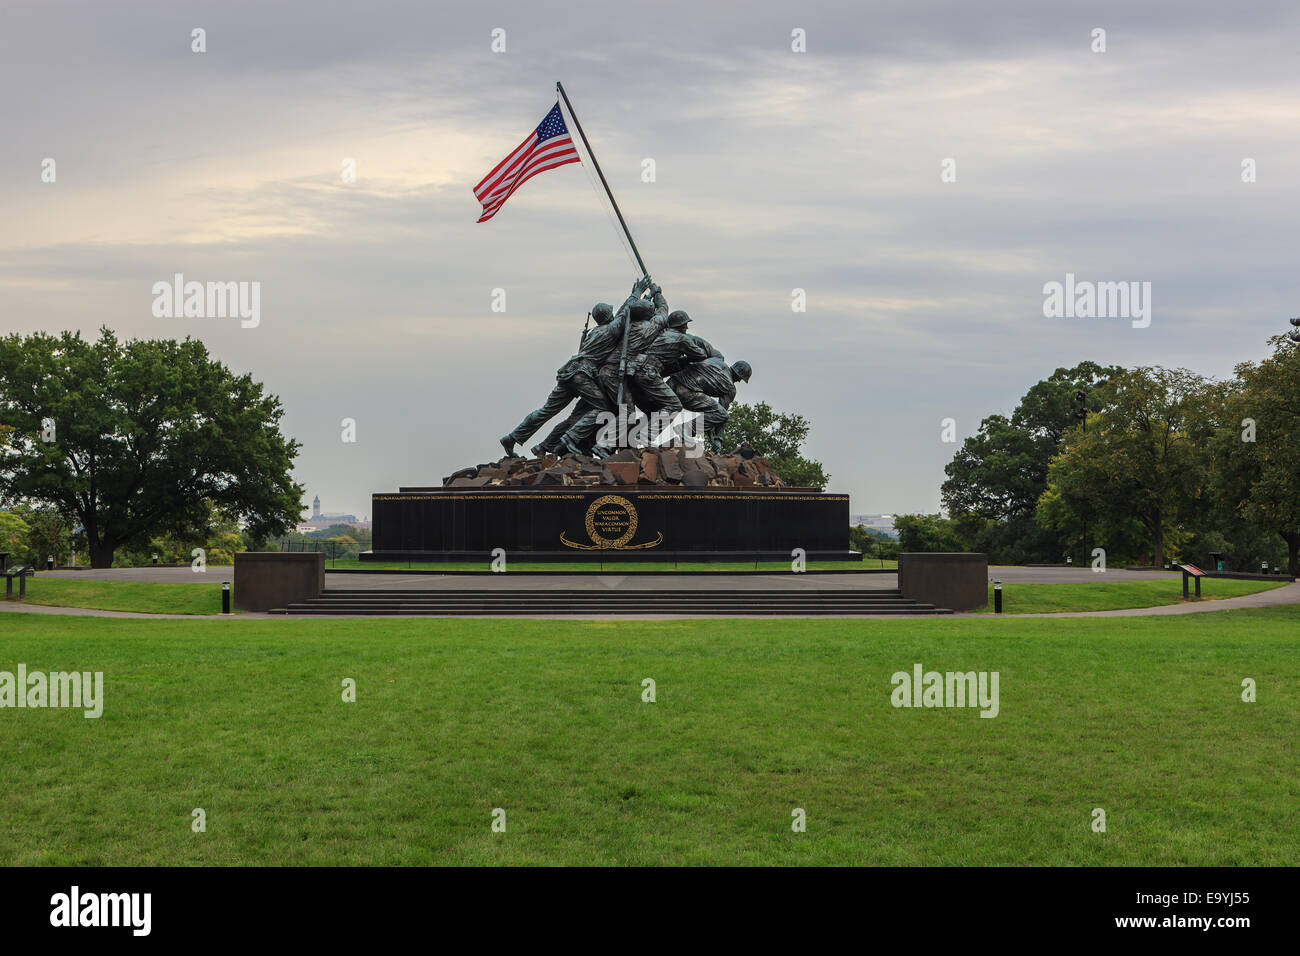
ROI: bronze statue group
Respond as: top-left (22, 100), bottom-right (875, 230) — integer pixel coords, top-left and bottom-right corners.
top-left (500, 276), bottom-right (751, 459)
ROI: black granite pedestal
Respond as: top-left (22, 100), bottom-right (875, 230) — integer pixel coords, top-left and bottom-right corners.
top-left (361, 486), bottom-right (858, 562)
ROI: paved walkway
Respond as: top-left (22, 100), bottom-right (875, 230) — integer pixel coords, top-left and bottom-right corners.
top-left (0, 601), bottom-right (252, 620)
top-left (978, 581), bottom-right (1300, 618)
top-left (38, 567), bottom-right (230, 583)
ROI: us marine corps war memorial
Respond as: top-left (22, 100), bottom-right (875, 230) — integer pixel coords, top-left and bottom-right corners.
top-left (290, 83), bottom-right (986, 616)
top-left (363, 83), bottom-right (854, 565)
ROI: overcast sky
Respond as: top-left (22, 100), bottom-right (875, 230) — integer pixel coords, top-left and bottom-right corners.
top-left (4, 0), bottom-right (1299, 519)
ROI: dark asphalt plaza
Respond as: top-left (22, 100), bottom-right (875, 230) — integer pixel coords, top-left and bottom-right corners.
top-left (42, 565), bottom-right (1177, 591)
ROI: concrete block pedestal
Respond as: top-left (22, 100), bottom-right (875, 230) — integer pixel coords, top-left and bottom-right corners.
top-left (898, 553), bottom-right (988, 612)
top-left (234, 552), bottom-right (324, 612)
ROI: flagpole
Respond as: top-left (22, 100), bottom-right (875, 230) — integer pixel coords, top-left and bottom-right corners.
top-left (556, 80), bottom-right (648, 436)
top-left (556, 81), bottom-right (649, 279)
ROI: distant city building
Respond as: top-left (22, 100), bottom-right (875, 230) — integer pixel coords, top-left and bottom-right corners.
top-left (850, 514), bottom-right (897, 537)
top-left (298, 496), bottom-right (371, 533)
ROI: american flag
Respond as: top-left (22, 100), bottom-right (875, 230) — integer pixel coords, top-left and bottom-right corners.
top-left (473, 103), bottom-right (581, 222)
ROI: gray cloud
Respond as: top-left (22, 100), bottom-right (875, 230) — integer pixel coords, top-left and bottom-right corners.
top-left (2, 0), bottom-right (1299, 519)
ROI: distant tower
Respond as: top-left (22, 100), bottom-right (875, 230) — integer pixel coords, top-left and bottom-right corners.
top-left (312, 495), bottom-right (321, 519)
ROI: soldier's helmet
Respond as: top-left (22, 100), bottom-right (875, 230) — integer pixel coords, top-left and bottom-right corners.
top-left (591, 302), bottom-right (614, 325)
top-left (667, 310), bottom-right (691, 329)
top-left (627, 299), bottom-right (655, 321)
top-left (731, 360), bottom-right (752, 383)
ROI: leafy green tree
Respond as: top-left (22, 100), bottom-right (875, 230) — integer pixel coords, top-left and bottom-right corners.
top-left (9, 506), bottom-right (77, 566)
top-left (942, 362), bottom-right (1121, 523)
top-left (850, 524), bottom-right (901, 564)
top-left (1036, 367), bottom-right (1212, 566)
top-left (1014, 361), bottom-right (1123, 444)
top-left (941, 416), bottom-right (1046, 521)
top-left (1035, 483), bottom-right (1147, 564)
top-left (893, 513), bottom-right (962, 552)
top-left (0, 329), bottom-right (304, 567)
top-left (327, 534), bottom-right (360, 560)
top-left (0, 510), bottom-right (30, 559)
top-left (718, 401), bottom-right (828, 489)
top-left (1213, 336), bottom-right (1300, 575)
top-left (119, 501), bottom-right (248, 567)
top-left (939, 362), bottom-right (1123, 563)
top-left (848, 525), bottom-right (882, 555)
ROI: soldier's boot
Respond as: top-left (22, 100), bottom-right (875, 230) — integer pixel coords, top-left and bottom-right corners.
top-left (500, 435), bottom-right (518, 458)
top-left (530, 442), bottom-right (549, 457)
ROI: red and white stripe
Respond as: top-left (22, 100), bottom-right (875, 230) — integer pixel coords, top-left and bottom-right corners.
top-left (474, 130), bottom-right (580, 222)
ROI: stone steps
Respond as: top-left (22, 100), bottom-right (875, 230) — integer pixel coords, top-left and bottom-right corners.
top-left (269, 588), bottom-right (951, 616)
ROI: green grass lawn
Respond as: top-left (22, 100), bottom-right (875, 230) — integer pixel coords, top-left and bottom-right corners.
top-left (326, 558), bottom-right (890, 571)
top-left (976, 577), bottom-right (1286, 614)
top-left (1, 608), bottom-right (1296, 865)
top-left (4, 577), bottom-right (226, 615)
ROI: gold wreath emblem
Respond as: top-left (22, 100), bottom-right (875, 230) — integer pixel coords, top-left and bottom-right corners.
top-left (561, 494), bottom-right (663, 550)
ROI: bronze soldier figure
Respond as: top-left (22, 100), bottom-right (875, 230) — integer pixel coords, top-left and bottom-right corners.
top-left (499, 277), bottom-right (650, 458)
top-left (605, 292), bottom-right (711, 418)
top-left (556, 284), bottom-right (681, 455)
top-left (659, 310), bottom-right (724, 376)
top-left (667, 358), bottom-right (751, 452)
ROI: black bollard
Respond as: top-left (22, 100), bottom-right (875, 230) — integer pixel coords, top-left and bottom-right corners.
top-left (221, 581), bottom-right (231, 615)
top-left (993, 580), bottom-right (1003, 614)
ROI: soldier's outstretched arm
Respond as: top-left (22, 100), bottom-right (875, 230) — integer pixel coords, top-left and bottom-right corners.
top-left (651, 286), bottom-right (668, 319)
top-left (645, 313), bottom-right (671, 339)
top-left (613, 277), bottom-right (650, 323)
top-left (650, 291), bottom-right (670, 321)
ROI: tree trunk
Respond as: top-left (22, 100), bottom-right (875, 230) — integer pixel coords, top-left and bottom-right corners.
top-left (89, 540), bottom-right (116, 569)
top-left (1286, 532), bottom-right (1299, 579)
top-left (1153, 527), bottom-right (1165, 569)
